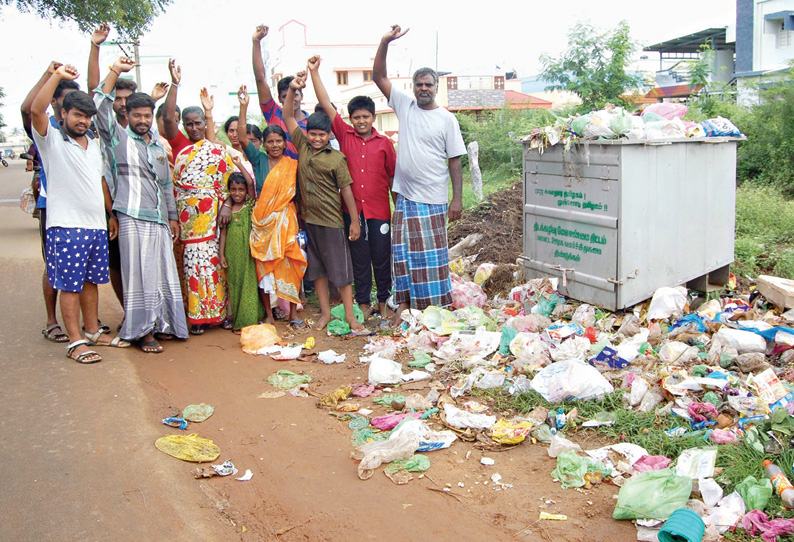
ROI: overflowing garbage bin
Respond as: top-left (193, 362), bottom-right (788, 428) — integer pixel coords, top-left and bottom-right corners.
top-left (521, 137), bottom-right (744, 310)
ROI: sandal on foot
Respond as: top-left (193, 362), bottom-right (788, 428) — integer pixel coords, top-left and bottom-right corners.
top-left (289, 319), bottom-right (309, 333)
top-left (222, 318), bottom-right (234, 330)
top-left (137, 338), bottom-right (163, 354)
top-left (86, 330), bottom-right (131, 348)
top-left (42, 324), bottom-right (69, 343)
top-left (272, 308), bottom-right (287, 321)
top-left (82, 321), bottom-right (110, 335)
top-left (189, 325), bottom-right (204, 336)
top-left (66, 340), bottom-right (102, 364)
top-left (154, 333), bottom-right (175, 341)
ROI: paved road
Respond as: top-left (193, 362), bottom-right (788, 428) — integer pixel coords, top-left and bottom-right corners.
top-left (0, 160), bottom-right (233, 541)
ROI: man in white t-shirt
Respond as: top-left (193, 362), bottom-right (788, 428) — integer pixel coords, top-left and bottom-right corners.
top-left (31, 64), bottom-right (128, 364)
top-left (373, 25), bottom-right (466, 326)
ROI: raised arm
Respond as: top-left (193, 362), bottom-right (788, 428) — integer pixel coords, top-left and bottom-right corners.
top-left (99, 56), bottom-right (135, 95)
top-left (237, 85), bottom-right (250, 148)
top-left (87, 23), bottom-right (110, 91)
top-left (32, 65), bottom-right (78, 136)
top-left (283, 72), bottom-right (306, 134)
top-left (150, 82), bottom-right (169, 103)
top-left (200, 88), bottom-right (217, 142)
top-left (307, 55), bottom-right (336, 122)
top-left (163, 58), bottom-right (181, 140)
top-left (252, 25), bottom-right (273, 105)
top-left (21, 62), bottom-right (61, 133)
top-left (373, 25), bottom-right (409, 101)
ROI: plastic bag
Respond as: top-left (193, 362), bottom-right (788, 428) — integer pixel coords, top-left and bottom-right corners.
top-left (371, 412), bottom-right (423, 431)
top-left (659, 342), bottom-right (699, 364)
top-left (384, 454), bottom-right (430, 475)
top-left (19, 187), bottom-right (36, 214)
top-left (491, 419), bottom-right (535, 444)
top-left (531, 359), bottom-right (614, 402)
top-left (735, 475), bottom-right (773, 512)
top-left (570, 113), bottom-right (594, 136)
top-left (699, 478), bottom-right (724, 509)
top-left (714, 327), bottom-right (767, 354)
top-left (451, 273), bottom-right (487, 309)
top-left (443, 403), bottom-right (496, 430)
top-left (643, 102), bottom-right (687, 120)
top-left (548, 435), bottom-right (582, 458)
top-left (368, 357), bottom-right (404, 385)
top-left (508, 314), bottom-right (552, 333)
top-left (701, 117), bottom-right (742, 137)
top-left (241, 323), bottom-right (281, 354)
top-left (355, 419), bottom-right (423, 480)
top-left (422, 306), bottom-right (459, 336)
top-left (551, 450), bottom-right (608, 489)
top-left (267, 370), bottom-right (312, 389)
top-left (613, 468), bottom-right (693, 520)
top-left (182, 403), bottom-right (215, 423)
top-left (648, 287), bottom-right (688, 321)
top-left (155, 433), bottom-right (221, 463)
top-left (550, 336), bottom-right (592, 362)
top-left (473, 263), bottom-right (497, 285)
top-left (499, 326), bottom-right (518, 355)
top-left (330, 303), bottom-right (365, 323)
top-left (475, 371), bottom-right (506, 390)
top-left (510, 332), bottom-right (551, 368)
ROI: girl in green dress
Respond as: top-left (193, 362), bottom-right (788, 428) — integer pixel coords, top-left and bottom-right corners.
top-left (219, 172), bottom-right (264, 331)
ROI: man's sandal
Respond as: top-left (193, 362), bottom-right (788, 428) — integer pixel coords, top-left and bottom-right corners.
top-left (66, 340), bottom-right (102, 364)
top-left (136, 338), bottom-right (164, 354)
top-left (85, 330), bottom-right (131, 348)
top-left (42, 324), bottom-right (69, 343)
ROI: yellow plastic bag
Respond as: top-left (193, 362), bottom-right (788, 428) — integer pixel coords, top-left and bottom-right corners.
top-left (319, 385), bottom-right (353, 407)
top-left (491, 419), bottom-right (534, 444)
top-left (155, 433), bottom-right (221, 462)
top-left (240, 323), bottom-right (280, 354)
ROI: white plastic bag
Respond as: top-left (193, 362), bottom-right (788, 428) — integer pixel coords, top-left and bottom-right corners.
top-left (659, 342), bottom-right (699, 364)
top-left (572, 304), bottom-right (596, 328)
top-left (699, 478), bottom-right (724, 509)
top-left (443, 403), bottom-right (496, 430)
top-left (550, 336), bottom-right (592, 362)
top-left (509, 332), bottom-right (551, 368)
top-left (530, 359), bottom-right (614, 402)
top-left (355, 419), bottom-right (423, 479)
top-left (548, 434), bottom-right (582, 458)
top-left (475, 371), bottom-right (506, 390)
top-left (647, 286), bottom-right (688, 320)
top-left (368, 357), bottom-right (404, 385)
top-left (714, 327), bottom-right (766, 354)
top-left (629, 377), bottom-right (650, 407)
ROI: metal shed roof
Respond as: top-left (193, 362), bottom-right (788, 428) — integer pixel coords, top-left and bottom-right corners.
top-left (644, 27), bottom-right (734, 54)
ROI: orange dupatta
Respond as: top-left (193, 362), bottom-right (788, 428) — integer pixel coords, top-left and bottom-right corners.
top-left (249, 156), bottom-right (306, 304)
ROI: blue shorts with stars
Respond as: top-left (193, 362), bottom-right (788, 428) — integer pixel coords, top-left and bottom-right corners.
top-left (45, 227), bottom-right (109, 293)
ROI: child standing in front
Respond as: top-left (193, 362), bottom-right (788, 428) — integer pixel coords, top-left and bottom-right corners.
top-left (219, 172), bottom-right (264, 332)
top-left (283, 72), bottom-right (365, 333)
top-left (307, 56), bottom-right (396, 319)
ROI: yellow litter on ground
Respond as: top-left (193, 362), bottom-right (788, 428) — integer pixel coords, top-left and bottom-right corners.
top-left (155, 433), bottom-right (221, 462)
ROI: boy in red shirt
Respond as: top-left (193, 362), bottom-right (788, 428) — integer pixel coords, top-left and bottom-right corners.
top-left (308, 56), bottom-right (396, 318)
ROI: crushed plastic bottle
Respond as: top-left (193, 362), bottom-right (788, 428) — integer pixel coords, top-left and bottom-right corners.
top-left (763, 460), bottom-right (794, 509)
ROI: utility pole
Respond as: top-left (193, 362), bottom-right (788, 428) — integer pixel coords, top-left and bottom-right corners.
top-left (133, 38), bottom-right (142, 89)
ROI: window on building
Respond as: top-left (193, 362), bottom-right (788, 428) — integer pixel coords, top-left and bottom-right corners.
top-left (494, 76), bottom-right (505, 89)
top-left (363, 70), bottom-right (373, 81)
top-left (778, 23), bottom-right (793, 48)
top-left (336, 71), bottom-right (348, 85)
top-left (447, 76), bottom-right (458, 90)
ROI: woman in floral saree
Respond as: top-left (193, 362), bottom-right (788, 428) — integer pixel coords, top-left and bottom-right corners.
top-left (172, 106), bottom-right (234, 334)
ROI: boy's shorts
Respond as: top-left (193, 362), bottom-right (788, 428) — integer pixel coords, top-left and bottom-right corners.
top-left (45, 227), bottom-right (110, 293)
top-left (304, 223), bottom-right (354, 286)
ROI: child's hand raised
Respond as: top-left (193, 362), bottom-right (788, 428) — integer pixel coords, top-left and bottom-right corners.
top-left (307, 55), bottom-right (321, 71)
top-left (238, 84), bottom-right (249, 106)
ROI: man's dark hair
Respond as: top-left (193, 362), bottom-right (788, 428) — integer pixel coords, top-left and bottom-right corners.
top-left (62, 91), bottom-right (97, 116)
top-left (125, 92), bottom-right (155, 113)
top-left (224, 116), bottom-right (238, 133)
top-left (277, 76), bottom-right (294, 95)
top-left (315, 102), bottom-right (337, 113)
top-left (156, 103), bottom-right (181, 119)
top-left (181, 106), bottom-right (205, 122)
top-left (262, 125), bottom-right (286, 141)
top-left (53, 80), bottom-right (80, 99)
top-left (413, 67), bottom-right (439, 86)
top-left (247, 123), bottom-right (262, 141)
top-left (115, 78), bottom-right (138, 92)
top-left (347, 96), bottom-right (375, 116)
top-left (306, 111), bottom-right (331, 133)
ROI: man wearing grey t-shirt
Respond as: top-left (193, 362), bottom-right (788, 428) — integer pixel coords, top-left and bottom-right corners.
top-left (373, 25), bottom-right (466, 326)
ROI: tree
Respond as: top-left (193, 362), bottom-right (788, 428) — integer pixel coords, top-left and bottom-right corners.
top-left (2, 0), bottom-right (171, 38)
top-left (540, 21), bottom-right (643, 111)
top-left (0, 86), bottom-right (5, 129)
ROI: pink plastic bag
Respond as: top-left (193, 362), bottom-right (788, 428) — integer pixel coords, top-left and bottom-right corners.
top-left (451, 273), bottom-right (487, 309)
top-left (352, 383), bottom-right (376, 398)
top-left (742, 510), bottom-right (794, 542)
top-left (371, 412), bottom-right (423, 431)
top-left (709, 428), bottom-right (737, 444)
top-left (632, 454), bottom-right (672, 473)
top-left (642, 102), bottom-right (687, 120)
top-left (688, 402), bottom-right (719, 423)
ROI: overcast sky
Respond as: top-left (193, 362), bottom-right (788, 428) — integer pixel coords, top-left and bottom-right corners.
top-left (0, 0), bottom-right (736, 131)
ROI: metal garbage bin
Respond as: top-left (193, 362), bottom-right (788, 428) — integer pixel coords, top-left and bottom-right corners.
top-left (521, 137), bottom-right (743, 310)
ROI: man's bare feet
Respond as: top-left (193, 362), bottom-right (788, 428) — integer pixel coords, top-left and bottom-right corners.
top-left (315, 313), bottom-right (332, 331)
top-left (359, 303), bottom-right (372, 319)
top-left (262, 317), bottom-right (276, 326)
top-left (378, 302), bottom-right (393, 319)
top-left (389, 302), bottom-right (410, 328)
top-left (347, 315), bottom-right (365, 332)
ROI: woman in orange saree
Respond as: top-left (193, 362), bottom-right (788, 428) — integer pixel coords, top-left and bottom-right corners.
top-left (249, 125), bottom-right (307, 327)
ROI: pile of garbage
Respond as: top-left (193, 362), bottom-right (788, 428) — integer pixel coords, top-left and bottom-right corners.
top-left (522, 102), bottom-right (743, 152)
top-left (276, 269), bottom-right (794, 540)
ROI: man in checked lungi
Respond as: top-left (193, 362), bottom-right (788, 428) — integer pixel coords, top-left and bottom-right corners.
top-left (93, 57), bottom-right (189, 353)
top-left (373, 25), bottom-right (467, 327)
